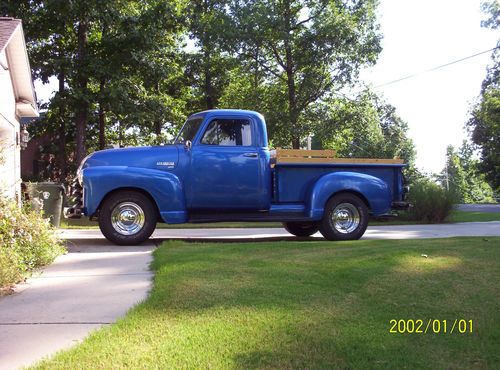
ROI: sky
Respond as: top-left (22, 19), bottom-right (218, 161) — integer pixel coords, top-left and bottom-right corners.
top-left (34, 0), bottom-right (499, 174)
top-left (360, 0), bottom-right (499, 174)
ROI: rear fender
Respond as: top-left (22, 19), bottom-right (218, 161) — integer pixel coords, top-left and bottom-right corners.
top-left (82, 166), bottom-right (186, 223)
top-left (307, 171), bottom-right (391, 219)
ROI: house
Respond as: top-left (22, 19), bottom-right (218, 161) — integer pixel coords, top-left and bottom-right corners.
top-left (0, 17), bottom-right (38, 201)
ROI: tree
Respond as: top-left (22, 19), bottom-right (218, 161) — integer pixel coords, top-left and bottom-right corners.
top-left (2, 0), bottom-right (187, 174)
top-left (468, 87), bottom-right (500, 192)
top-left (1, 0), bottom-right (76, 178)
top-left (467, 53), bottom-right (500, 192)
top-left (96, 0), bottom-right (189, 147)
top-left (4, 0), bottom-right (409, 186)
top-left (232, 0), bottom-right (381, 148)
top-left (481, 0), bottom-right (500, 29)
top-left (310, 91), bottom-right (416, 163)
top-left (184, 0), bottom-right (237, 112)
top-left (439, 143), bottom-right (495, 203)
top-left (467, 1), bottom-right (500, 192)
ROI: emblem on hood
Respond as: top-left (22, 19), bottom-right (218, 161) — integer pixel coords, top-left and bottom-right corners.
top-left (156, 161), bottom-right (175, 168)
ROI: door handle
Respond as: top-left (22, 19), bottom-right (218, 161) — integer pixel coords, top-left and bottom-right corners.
top-left (243, 152), bottom-right (258, 158)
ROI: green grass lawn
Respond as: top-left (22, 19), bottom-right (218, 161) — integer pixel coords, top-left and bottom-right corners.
top-left (35, 237), bottom-right (500, 369)
top-left (59, 210), bottom-right (500, 229)
top-left (446, 211), bottom-right (500, 223)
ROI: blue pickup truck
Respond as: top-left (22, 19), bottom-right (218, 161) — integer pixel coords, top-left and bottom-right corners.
top-left (70, 109), bottom-right (408, 245)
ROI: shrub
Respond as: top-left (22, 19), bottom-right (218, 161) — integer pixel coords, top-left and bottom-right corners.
top-left (404, 179), bottom-right (455, 223)
top-left (0, 197), bottom-right (66, 289)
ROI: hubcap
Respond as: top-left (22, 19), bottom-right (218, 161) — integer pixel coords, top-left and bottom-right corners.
top-left (331, 203), bottom-right (360, 234)
top-left (111, 202), bottom-right (145, 235)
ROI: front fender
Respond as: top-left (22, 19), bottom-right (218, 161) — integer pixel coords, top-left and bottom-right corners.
top-left (82, 166), bottom-right (187, 223)
top-left (307, 172), bottom-right (392, 219)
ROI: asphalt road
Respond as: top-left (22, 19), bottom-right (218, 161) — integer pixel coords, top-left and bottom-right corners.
top-left (455, 204), bottom-right (500, 213)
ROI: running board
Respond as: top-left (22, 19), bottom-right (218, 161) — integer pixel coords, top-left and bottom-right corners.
top-left (188, 204), bottom-right (308, 223)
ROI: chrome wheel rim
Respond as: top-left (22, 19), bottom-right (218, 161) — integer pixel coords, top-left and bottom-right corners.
top-left (111, 202), bottom-right (145, 235)
top-left (331, 203), bottom-right (360, 234)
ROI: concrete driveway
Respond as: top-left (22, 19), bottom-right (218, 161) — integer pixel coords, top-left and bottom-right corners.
top-left (0, 239), bottom-right (154, 370)
top-left (1, 221), bottom-right (500, 369)
top-left (60, 221), bottom-right (500, 242)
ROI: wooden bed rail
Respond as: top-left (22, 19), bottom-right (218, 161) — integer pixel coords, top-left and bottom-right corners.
top-left (275, 148), bottom-right (404, 165)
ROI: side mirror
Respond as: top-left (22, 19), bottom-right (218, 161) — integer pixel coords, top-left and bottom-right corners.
top-left (184, 140), bottom-right (192, 151)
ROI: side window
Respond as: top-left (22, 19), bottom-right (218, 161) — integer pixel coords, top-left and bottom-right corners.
top-left (201, 119), bottom-right (253, 146)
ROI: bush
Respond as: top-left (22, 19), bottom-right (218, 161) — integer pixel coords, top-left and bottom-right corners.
top-left (404, 179), bottom-right (455, 223)
top-left (0, 197), bottom-right (66, 289)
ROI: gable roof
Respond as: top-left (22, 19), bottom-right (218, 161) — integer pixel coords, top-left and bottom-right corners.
top-left (0, 17), bottom-right (21, 53)
top-left (0, 17), bottom-right (38, 118)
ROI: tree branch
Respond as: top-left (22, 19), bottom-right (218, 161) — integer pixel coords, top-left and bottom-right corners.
top-left (242, 51), bottom-right (286, 82)
top-left (298, 79), bottom-right (334, 111)
top-left (291, 4), bottom-right (327, 30)
top-left (266, 41), bottom-right (287, 71)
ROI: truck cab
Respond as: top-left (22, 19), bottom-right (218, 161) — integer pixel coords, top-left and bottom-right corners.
top-left (177, 110), bottom-right (271, 210)
top-left (73, 109), bottom-right (408, 245)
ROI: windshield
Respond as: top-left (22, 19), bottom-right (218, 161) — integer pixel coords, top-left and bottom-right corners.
top-left (174, 117), bottom-right (204, 144)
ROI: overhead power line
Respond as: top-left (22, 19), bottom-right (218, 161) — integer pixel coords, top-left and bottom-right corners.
top-left (374, 46), bottom-right (499, 88)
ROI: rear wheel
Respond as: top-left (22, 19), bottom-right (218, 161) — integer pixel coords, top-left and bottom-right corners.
top-left (319, 193), bottom-right (369, 241)
top-left (99, 191), bottom-right (157, 245)
top-left (283, 221), bottom-right (320, 237)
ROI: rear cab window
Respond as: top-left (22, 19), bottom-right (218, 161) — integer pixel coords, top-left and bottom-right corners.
top-left (201, 119), bottom-right (253, 146)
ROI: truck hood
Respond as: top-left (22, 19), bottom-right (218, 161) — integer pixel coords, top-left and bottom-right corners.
top-left (82, 145), bottom-right (180, 171)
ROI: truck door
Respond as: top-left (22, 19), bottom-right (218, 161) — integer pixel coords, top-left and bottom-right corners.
top-left (188, 117), bottom-right (265, 210)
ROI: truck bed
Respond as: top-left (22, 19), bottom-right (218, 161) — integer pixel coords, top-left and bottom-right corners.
top-left (271, 149), bottom-right (405, 204)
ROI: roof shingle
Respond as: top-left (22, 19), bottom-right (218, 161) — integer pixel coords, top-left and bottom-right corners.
top-left (0, 17), bottom-right (21, 53)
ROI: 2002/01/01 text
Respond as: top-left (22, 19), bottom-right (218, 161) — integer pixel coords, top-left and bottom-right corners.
top-left (389, 319), bottom-right (473, 334)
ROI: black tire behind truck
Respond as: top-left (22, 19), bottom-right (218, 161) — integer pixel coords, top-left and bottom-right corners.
top-left (282, 192), bottom-right (369, 241)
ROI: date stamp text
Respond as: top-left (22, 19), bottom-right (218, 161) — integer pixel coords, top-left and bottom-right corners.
top-left (389, 319), bottom-right (473, 334)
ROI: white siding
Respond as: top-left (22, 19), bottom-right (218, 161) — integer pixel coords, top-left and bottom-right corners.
top-left (0, 49), bottom-right (21, 200)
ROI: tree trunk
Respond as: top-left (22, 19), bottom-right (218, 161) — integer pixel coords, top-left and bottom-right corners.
top-left (98, 79), bottom-right (106, 150)
top-left (154, 121), bottom-right (162, 136)
top-left (153, 81), bottom-right (162, 143)
top-left (98, 108), bottom-right (105, 150)
top-left (98, 24), bottom-right (109, 150)
top-left (203, 47), bottom-right (214, 109)
top-left (284, 1), bottom-right (299, 149)
top-left (287, 64), bottom-right (299, 149)
top-left (57, 71), bottom-right (67, 179)
top-left (118, 120), bottom-right (123, 148)
top-left (75, 20), bottom-right (88, 165)
top-left (202, 0), bottom-right (214, 110)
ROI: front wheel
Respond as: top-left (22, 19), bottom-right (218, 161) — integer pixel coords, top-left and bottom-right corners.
top-left (99, 191), bottom-right (157, 245)
top-left (319, 193), bottom-right (369, 241)
top-left (283, 221), bottom-right (320, 237)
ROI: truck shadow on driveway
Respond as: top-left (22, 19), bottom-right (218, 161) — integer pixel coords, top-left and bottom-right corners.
top-left (150, 236), bottom-right (320, 245)
top-left (59, 229), bottom-right (321, 250)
